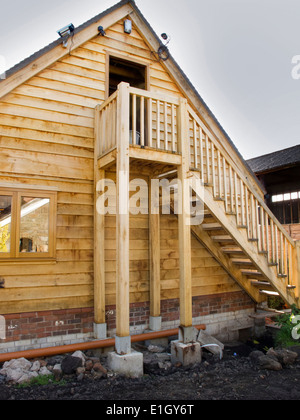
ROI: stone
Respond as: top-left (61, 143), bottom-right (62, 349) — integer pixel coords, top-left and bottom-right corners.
top-left (3, 358), bottom-right (32, 371)
top-left (197, 330), bottom-right (224, 358)
top-left (53, 364), bottom-right (63, 381)
top-left (257, 355), bottom-right (282, 371)
top-left (39, 366), bottom-right (52, 376)
top-left (5, 368), bottom-right (24, 383)
top-left (147, 344), bottom-right (166, 353)
top-left (18, 371), bottom-right (38, 385)
top-left (71, 351), bottom-right (86, 366)
top-left (61, 355), bottom-right (83, 375)
top-left (249, 350), bottom-right (265, 363)
top-left (107, 350), bottom-right (144, 378)
top-left (30, 361), bottom-right (41, 372)
top-left (85, 360), bottom-right (94, 371)
top-left (93, 362), bottom-right (107, 376)
top-left (267, 348), bottom-right (298, 366)
top-left (76, 367), bottom-right (86, 376)
top-left (171, 341), bottom-right (202, 366)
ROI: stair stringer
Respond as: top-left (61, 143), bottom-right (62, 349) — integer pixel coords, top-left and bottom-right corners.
top-left (191, 222), bottom-right (262, 303)
top-left (190, 171), bottom-right (298, 308)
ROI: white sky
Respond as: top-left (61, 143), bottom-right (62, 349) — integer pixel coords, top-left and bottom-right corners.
top-left (0, 0), bottom-right (299, 159)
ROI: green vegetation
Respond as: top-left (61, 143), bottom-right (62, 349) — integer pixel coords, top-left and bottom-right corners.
top-left (17, 374), bottom-right (66, 388)
top-left (275, 304), bottom-right (300, 348)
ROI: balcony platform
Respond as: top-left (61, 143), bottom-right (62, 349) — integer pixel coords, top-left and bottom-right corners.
top-left (98, 145), bottom-right (182, 172)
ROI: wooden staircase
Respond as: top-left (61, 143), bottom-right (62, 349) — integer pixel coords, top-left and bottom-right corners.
top-left (95, 83), bottom-right (300, 312)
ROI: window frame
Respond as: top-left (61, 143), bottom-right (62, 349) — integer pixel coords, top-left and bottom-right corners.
top-left (0, 187), bottom-right (57, 261)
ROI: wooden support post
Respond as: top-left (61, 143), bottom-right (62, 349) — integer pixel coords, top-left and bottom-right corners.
top-left (94, 105), bottom-right (106, 337)
top-left (178, 98), bottom-right (193, 331)
top-left (149, 179), bottom-right (161, 322)
top-left (293, 241), bottom-right (300, 301)
top-left (116, 82), bottom-right (130, 347)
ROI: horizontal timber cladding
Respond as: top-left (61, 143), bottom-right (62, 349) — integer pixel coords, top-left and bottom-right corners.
top-left (0, 18), bottom-right (241, 317)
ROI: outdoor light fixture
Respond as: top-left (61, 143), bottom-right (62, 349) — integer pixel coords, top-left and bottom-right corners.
top-left (57, 23), bottom-right (75, 48)
top-left (98, 26), bottom-right (106, 36)
top-left (124, 19), bottom-right (132, 34)
top-left (57, 23), bottom-right (75, 38)
top-left (157, 33), bottom-right (171, 61)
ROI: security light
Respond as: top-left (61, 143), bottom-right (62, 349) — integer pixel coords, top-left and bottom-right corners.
top-left (98, 26), bottom-right (106, 36)
top-left (57, 23), bottom-right (75, 38)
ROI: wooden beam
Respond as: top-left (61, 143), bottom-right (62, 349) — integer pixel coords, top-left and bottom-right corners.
top-left (178, 98), bottom-right (193, 327)
top-left (94, 105), bottom-right (106, 325)
top-left (129, 146), bottom-right (182, 166)
top-left (116, 82), bottom-right (130, 338)
top-left (292, 241), bottom-right (300, 300)
top-left (149, 179), bottom-right (161, 318)
top-left (191, 224), bottom-right (262, 303)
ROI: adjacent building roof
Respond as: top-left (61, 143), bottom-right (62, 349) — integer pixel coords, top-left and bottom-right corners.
top-left (247, 145), bottom-right (300, 175)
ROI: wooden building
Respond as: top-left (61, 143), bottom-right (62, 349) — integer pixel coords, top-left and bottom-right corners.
top-left (248, 145), bottom-right (300, 241)
top-left (0, 0), bottom-right (299, 355)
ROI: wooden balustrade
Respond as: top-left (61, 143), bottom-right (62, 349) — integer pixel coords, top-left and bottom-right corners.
top-left (187, 104), bottom-right (298, 295)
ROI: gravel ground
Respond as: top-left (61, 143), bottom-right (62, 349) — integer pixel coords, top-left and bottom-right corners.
top-left (1, 340), bottom-right (300, 401)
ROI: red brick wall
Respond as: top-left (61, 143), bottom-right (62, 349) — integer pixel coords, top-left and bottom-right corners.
top-left (1, 291), bottom-right (254, 345)
top-left (2, 308), bottom-right (94, 343)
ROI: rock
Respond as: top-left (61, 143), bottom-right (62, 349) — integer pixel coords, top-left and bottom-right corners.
top-left (17, 371), bottom-right (38, 385)
top-left (61, 355), bottom-right (83, 375)
top-left (249, 350), bottom-right (265, 363)
top-left (257, 355), bottom-right (282, 371)
top-left (39, 366), bottom-right (52, 376)
top-left (72, 351), bottom-right (86, 366)
top-left (147, 344), bottom-right (166, 353)
top-left (266, 348), bottom-right (298, 366)
top-left (30, 361), bottom-right (41, 372)
top-left (197, 331), bottom-right (224, 357)
top-left (76, 367), bottom-right (86, 376)
top-left (52, 364), bottom-right (63, 381)
top-left (5, 368), bottom-right (24, 383)
top-left (93, 362), bottom-right (107, 376)
top-left (85, 360), bottom-right (94, 371)
top-left (3, 358), bottom-right (32, 371)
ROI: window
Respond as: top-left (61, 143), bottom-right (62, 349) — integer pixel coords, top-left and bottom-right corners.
top-left (0, 188), bottom-right (56, 260)
top-left (270, 191), bottom-right (300, 225)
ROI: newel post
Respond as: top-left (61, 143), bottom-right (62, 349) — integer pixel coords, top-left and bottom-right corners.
top-left (171, 98), bottom-right (201, 366)
top-left (177, 98), bottom-right (193, 336)
top-left (293, 241), bottom-right (300, 302)
top-left (94, 104), bottom-right (107, 339)
top-left (115, 82), bottom-right (131, 353)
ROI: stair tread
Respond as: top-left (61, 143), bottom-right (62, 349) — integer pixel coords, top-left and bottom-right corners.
top-left (202, 223), bottom-right (224, 231)
top-left (241, 270), bottom-right (264, 277)
top-left (260, 290), bottom-right (280, 296)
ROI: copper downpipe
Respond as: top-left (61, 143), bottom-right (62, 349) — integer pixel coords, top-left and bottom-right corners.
top-left (0, 324), bottom-right (206, 363)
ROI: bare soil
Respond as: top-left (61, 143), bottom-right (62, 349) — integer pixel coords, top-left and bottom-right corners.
top-left (1, 339), bottom-right (300, 401)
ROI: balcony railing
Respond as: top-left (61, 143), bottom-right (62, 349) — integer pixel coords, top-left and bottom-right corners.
top-left (96, 83), bottom-right (181, 157)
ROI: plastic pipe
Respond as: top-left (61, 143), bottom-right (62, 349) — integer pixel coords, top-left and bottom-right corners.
top-left (0, 324), bottom-right (206, 363)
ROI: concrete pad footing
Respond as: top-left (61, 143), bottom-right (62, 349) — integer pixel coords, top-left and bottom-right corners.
top-left (93, 323), bottom-right (107, 340)
top-left (171, 340), bottom-right (202, 366)
top-left (107, 350), bottom-right (144, 378)
top-left (149, 316), bottom-right (162, 332)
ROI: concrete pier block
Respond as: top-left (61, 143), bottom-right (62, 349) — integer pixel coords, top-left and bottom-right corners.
top-left (171, 340), bottom-right (202, 366)
top-left (93, 323), bottom-right (107, 340)
top-left (107, 350), bottom-right (144, 378)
